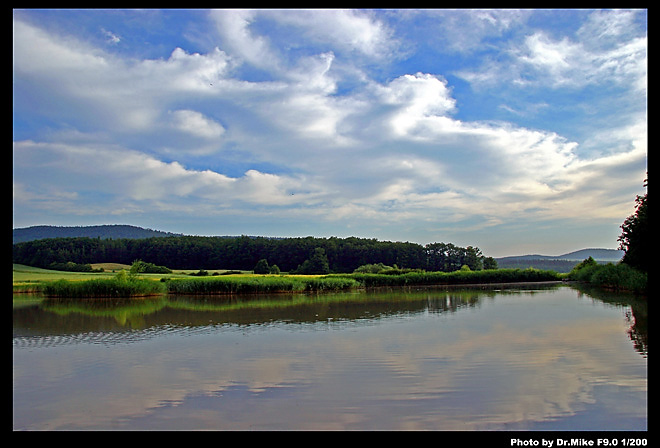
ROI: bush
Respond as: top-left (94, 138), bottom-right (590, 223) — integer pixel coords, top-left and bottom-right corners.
top-left (130, 259), bottom-right (172, 274)
top-left (47, 261), bottom-right (97, 272)
top-left (567, 258), bottom-right (647, 294)
top-left (353, 263), bottom-right (393, 274)
top-left (253, 259), bottom-right (270, 274)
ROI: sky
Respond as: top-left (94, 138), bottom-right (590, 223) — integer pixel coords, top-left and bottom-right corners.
top-left (13, 9), bottom-right (647, 257)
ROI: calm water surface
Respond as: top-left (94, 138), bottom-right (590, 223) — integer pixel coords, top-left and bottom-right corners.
top-left (13, 284), bottom-right (647, 430)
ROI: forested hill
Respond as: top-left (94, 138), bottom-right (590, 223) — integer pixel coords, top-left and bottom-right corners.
top-left (495, 248), bottom-right (623, 272)
top-left (12, 225), bottom-right (622, 274)
top-left (12, 225), bottom-right (182, 244)
top-left (12, 234), bottom-right (487, 273)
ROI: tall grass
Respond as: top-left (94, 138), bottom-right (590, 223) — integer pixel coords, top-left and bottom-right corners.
top-left (165, 275), bottom-right (360, 295)
top-left (333, 267), bottom-right (561, 288)
top-left (42, 276), bottom-right (166, 298)
top-left (32, 267), bottom-right (564, 298)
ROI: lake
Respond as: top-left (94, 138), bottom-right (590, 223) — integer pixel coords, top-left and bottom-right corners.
top-left (13, 283), bottom-right (647, 431)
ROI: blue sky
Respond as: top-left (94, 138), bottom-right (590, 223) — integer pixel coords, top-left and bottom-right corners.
top-left (13, 9), bottom-right (647, 257)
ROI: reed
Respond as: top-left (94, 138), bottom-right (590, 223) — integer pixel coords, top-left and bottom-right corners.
top-left (31, 268), bottom-right (563, 298)
top-left (42, 277), bottom-right (166, 298)
top-left (165, 275), bottom-right (361, 295)
top-left (333, 268), bottom-right (561, 288)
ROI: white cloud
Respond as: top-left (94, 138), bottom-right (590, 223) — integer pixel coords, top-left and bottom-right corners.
top-left (12, 140), bottom-right (314, 211)
top-left (13, 19), bottom-right (235, 133)
top-left (102, 28), bottom-right (121, 44)
top-left (169, 110), bottom-right (225, 139)
top-left (208, 9), bottom-right (278, 73)
top-left (265, 9), bottom-right (397, 59)
top-left (424, 9), bottom-right (529, 54)
top-left (457, 10), bottom-right (646, 92)
top-left (12, 10), bottom-right (647, 253)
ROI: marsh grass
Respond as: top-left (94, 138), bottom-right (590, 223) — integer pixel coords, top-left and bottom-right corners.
top-left (165, 275), bottom-right (360, 295)
top-left (333, 267), bottom-right (562, 288)
top-left (42, 276), bottom-right (166, 298)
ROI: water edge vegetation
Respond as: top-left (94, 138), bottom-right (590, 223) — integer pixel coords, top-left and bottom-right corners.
top-left (22, 264), bottom-right (563, 298)
top-left (15, 257), bottom-right (647, 299)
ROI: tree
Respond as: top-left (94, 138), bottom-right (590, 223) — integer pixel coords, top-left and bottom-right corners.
top-left (292, 247), bottom-right (330, 274)
top-left (463, 246), bottom-right (483, 271)
top-left (618, 177), bottom-right (648, 272)
top-left (253, 258), bottom-right (270, 274)
top-left (482, 256), bottom-right (498, 270)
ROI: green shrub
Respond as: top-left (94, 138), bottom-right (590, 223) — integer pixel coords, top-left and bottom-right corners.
top-left (253, 259), bottom-right (270, 274)
top-left (568, 258), bottom-right (647, 294)
top-left (130, 259), bottom-right (172, 274)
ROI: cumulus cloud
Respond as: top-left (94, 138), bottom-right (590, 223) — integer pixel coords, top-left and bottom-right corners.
top-left (264, 9), bottom-right (398, 59)
top-left (13, 19), bottom-right (234, 133)
top-left (12, 140), bottom-right (320, 211)
top-left (12, 10), bottom-right (646, 252)
top-left (169, 110), bottom-right (225, 139)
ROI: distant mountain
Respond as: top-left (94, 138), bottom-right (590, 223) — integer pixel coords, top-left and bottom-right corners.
top-left (497, 248), bottom-right (623, 262)
top-left (495, 248), bottom-right (624, 272)
top-left (12, 225), bottom-right (182, 243)
top-left (556, 248), bottom-right (624, 261)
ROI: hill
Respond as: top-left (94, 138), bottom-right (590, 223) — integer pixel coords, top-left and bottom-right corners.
top-left (495, 248), bottom-right (623, 272)
top-left (12, 224), bottom-right (624, 273)
top-left (12, 225), bottom-right (181, 243)
top-left (556, 248), bottom-right (624, 261)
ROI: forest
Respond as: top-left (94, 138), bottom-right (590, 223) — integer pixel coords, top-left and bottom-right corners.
top-left (12, 235), bottom-right (497, 274)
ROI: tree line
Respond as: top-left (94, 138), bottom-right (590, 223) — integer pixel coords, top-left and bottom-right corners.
top-left (12, 235), bottom-right (497, 274)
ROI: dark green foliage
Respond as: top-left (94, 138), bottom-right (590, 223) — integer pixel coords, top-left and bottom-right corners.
top-left (568, 258), bottom-right (647, 294)
top-left (253, 259), bottom-right (270, 274)
top-left (482, 257), bottom-right (498, 270)
top-left (47, 261), bottom-right (98, 272)
top-left (618, 177), bottom-right (648, 272)
top-left (291, 248), bottom-right (330, 274)
top-left (425, 243), bottom-right (484, 271)
top-left (13, 234), bottom-right (494, 274)
top-left (130, 259), bottom-right (172, 274)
